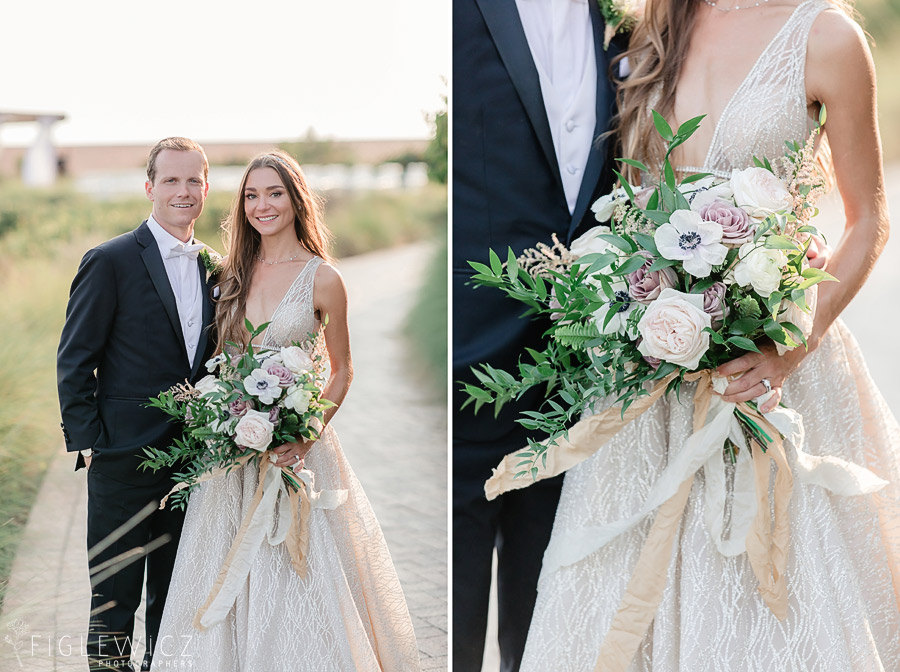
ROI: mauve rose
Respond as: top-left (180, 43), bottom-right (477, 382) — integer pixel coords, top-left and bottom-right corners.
top-left (266, 364), bottom-right (295, 388)
top-left (626, 251), bottom-right (678, 304)
top-left (699, 199), bottom-right (754, 245)
top-left (634, 187), bottom-right (655, 210)
top-left (701, 281), bottom-right (729, 328)
top-left (228, 398), bottom-right (253, 417)
top-left (269, 408), bottom-right (280, 423)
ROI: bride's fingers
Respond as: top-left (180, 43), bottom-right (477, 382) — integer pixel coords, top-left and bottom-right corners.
top-left (271, 442), bottom-right (298, 456)
top-left (721, 379), bottom-right (771, 404)
top-left (716, 350), bottom-right (764, 378)
top-left (274, 450), bottom-right (302, 467)
top-left (758, 387), bottom-right (782, 414)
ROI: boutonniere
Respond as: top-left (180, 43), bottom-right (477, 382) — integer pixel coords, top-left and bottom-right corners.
top-left (199, 246), bottom-right (223, 283)
top-left (598, 0), bottom-right (641, 50)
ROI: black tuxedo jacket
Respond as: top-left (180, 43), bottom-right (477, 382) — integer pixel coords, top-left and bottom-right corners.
top-left (453, 0), bottom-right (619, 485)
top-left (57, 220), bottom-right (217, 485)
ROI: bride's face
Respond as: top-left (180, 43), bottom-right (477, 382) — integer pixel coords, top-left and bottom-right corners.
top-left (243, 166), bottom-right (296, 238)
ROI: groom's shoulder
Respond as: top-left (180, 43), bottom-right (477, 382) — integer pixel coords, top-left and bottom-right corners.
top-left (88, 221), bottom-right (148, 258)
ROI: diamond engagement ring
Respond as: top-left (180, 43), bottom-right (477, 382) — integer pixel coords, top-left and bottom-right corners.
top-left (761, 378), bottom-right (772, 394)
top-left (293, 454), bottom-right (301, 464)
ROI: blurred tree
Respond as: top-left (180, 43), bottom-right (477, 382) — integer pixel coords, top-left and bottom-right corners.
top-left (280, 128), bottom-right (355, 165)
top-left (424, 97), bottom-right (448, 185)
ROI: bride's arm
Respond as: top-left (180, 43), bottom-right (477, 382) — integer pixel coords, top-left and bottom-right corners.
top-left (312, 263), bottom-right (353, 423)
top-left (719, 10), bottom-right (888, 411)
top-left (272, 263), bottom-right (353, 466)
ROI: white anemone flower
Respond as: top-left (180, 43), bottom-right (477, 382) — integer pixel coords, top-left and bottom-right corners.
top-left (590, 187), bottom-right (628, 223)
top-left (655, 210), bottom-right (728, 278)
top-left (591, 280), bottom-right (638, 337)
top-left (243, 368), bottom-right (283, 405)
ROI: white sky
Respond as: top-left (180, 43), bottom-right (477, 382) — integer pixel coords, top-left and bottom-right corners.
top-left (0, 0), bottom-right (449, 146)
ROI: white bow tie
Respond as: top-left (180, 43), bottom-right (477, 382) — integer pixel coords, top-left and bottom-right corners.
top-left (166, 242), bottom-right (205, 260)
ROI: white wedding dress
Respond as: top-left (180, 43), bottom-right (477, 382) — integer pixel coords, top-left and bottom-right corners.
top-left (521, 3), bottom-right (900, 670)
top-left (152, 257), bottom-right (421, 671)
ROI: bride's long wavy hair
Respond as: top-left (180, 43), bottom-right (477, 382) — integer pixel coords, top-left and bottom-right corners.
top-left (611, 0), bottom-right (861, 180)
top-left (214, 150), bottom-right (333, 352)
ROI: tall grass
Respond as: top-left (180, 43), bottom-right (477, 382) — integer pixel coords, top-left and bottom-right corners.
top-left (0, 257), bottom-right (74, 605)
top-left (0, 181), bottom-right (447, 609)
top-left (404, 237), bottom-right (448, 403)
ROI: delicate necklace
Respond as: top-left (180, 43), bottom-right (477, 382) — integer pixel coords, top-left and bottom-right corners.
top-left (257, 251), bottom-right (304, 265)
top-left (702, 0), bottom-right (770, 11)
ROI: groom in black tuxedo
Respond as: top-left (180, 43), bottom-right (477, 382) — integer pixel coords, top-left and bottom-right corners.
top-left (453, 2), bottom-right (622, 669)
top-left (57, 137), bottom-right (217, 671)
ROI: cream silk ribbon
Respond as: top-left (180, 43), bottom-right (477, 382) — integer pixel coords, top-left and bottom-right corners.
top-left (484, 370), bottom-right (888, 672)
top-left (158, 454), bottom-right (347, 631)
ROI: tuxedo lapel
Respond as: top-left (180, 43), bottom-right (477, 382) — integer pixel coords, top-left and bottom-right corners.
top-left (135, 221), bottom-right (190, 366)
top-left (475, 0), bottom-right (563, 194)
top-left (191, 255), bottom-right (215, 380)
top-left (568, 0), bottom-right (613, 241)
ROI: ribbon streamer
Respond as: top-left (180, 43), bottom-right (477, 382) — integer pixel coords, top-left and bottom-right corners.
top-left (160, 456), bottom-right (348, 632)
top-left (484, 370), bottom-right (888, 672)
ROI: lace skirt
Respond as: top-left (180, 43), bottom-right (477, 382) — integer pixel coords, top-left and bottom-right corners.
top-left (151, 426), bottom-right (421, 672)
top-left (521, 320), bottom-right (900, 671)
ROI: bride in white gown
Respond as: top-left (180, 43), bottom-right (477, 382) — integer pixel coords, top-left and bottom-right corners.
top-left (151, 151), bottom-right (420, 671)
top-left (520, 1), bottom-right (900, 670)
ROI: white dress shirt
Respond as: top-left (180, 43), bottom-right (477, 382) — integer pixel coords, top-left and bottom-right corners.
top-left (515, 0), bottom-right (598, 214)
top-left (146, 215), bottom-right (203, 366)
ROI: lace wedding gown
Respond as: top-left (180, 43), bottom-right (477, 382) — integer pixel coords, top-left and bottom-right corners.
top-left (521, 3), bottom-right (900, 670)
top-left (152, 257), bottom-right (421, 671)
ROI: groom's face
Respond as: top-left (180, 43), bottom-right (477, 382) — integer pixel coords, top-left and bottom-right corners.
top-left (145, 149), bottom-right (209, 240)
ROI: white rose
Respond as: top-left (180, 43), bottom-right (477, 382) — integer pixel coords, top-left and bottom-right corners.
top-left (590, 188), bottom-right (627, 223)
top-left (637, 288), bottom-right (712, 370)
top-left (234, 409), bottom-right (274, 451)
top-left (194, 375), bottom-right (223, 397)
top-left (284, 385), bottom-right (313, 414)
top-left (569, 225), bottom-right (614, 260)
top-left (280, 346), bottom-right (314, 375)
top-left (730, 167), bottom-right (793, 221)
top-left (733, 242), bottom-right (788, 298)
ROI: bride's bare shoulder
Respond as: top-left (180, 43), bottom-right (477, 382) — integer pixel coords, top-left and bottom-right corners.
top-left (806, 7), bottom-right (872, 101)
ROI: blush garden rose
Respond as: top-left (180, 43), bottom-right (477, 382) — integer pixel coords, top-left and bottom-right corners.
top-left (636, 289), bottom-right (712, 370)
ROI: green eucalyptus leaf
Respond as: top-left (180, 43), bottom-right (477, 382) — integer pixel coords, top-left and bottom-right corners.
top-left (652, 110), bottom-right (674, 142)
top-left (727, 336), bottom-right (762, 353)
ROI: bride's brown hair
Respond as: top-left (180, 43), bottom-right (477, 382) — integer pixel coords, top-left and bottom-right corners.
top-left (214, 150), bottom-right (333, 352)
top-left (611, 0), bottom-right (861, 181)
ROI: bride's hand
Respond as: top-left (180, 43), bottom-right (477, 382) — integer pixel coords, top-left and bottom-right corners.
top-left (271, 440), bottom-right (313, 469)
top-left (715, 342), bottom-right (806, 414)
top-left (805, 233), bottom-right (831, 270)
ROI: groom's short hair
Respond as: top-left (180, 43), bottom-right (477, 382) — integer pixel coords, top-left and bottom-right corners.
top-left (147, 137), bottom-right (209, 185)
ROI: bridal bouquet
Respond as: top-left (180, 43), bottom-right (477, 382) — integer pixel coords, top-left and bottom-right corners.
top-left (463, 110), bottom-right (893, 670)
top-left (462, 110), bottom-right (834, 478)
top-left (141, 319), bottom-right (334, 510)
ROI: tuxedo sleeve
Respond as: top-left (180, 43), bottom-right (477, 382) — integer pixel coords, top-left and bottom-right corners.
top-left (57, 246), bottom-right (117, 453)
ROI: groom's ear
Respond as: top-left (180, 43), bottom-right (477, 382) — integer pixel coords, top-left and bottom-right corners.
top-left (145, 180), bottom-right (155, 202)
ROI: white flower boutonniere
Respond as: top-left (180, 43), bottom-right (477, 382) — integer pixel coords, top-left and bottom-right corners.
top-left (598, 0), bottom-right (642, 50)
top-left (199, 246), bottom-right (223, 283)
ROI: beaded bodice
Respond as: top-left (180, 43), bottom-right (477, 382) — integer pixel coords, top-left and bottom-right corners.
top-left (679, 0), bottom-right (830, 178)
